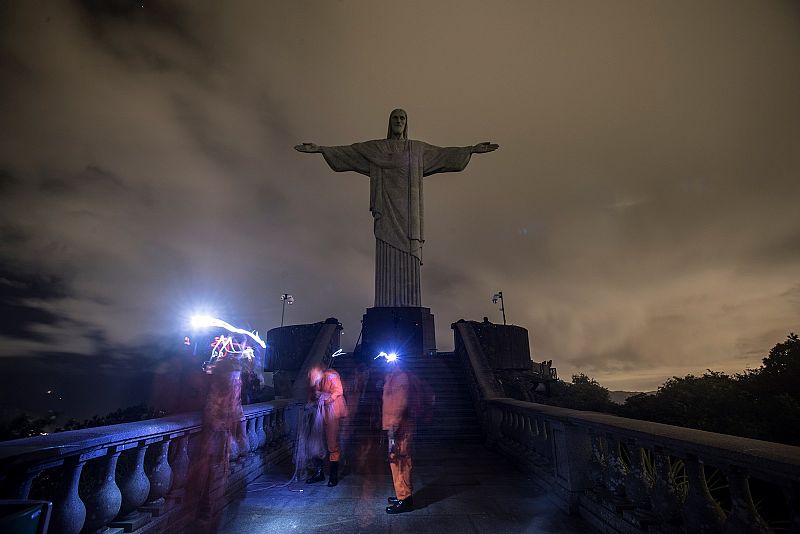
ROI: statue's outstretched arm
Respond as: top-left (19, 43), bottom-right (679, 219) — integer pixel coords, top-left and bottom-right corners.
top-left (294, 143), bottom-right (323, 153)
top-left (296, 143), bottom-right (371, 175)
top-left (471, 142), bottom-right (499, 154)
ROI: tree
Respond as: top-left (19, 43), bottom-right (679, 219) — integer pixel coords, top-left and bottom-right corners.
top-left (544, 374), bottom-right (617, 412)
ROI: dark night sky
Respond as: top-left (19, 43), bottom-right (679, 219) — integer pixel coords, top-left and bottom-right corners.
top-left (1, 1), bottom-right (799, 418)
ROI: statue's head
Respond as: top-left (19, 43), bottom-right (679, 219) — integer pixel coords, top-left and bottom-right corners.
top-left (386, 108), bottom-right (408, 139)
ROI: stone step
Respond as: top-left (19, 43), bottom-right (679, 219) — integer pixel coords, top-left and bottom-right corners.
top-left (332, 350), bottom-right (482, 448)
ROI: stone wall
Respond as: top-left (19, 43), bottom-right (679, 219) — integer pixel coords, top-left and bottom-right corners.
top-left (465, 319), bottom-right (532, 370)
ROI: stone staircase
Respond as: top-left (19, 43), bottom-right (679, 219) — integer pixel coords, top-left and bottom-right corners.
top-left (332, 351), bottom-right (482, 446)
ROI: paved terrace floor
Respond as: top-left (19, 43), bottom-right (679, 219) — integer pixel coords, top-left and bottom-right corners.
top-left (215, 440), bottom-right (592, 533)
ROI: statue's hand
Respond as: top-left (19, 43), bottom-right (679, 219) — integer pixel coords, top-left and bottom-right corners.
top-left (472, 142), bottom-right (499, 154)
top-left (294, 143), bottom-right (321, 153)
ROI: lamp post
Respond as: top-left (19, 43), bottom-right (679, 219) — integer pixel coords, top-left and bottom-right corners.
top-left (492, 291), bottom-right (507, 325)
top-left (280, 294), bottom-right (294, 327)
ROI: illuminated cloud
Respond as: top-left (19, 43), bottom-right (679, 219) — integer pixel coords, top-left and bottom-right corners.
top-left (1, 1), bottom-right (799, 396)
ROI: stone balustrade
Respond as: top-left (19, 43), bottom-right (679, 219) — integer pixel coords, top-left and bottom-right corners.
top-left (453, 320), bottom-right (800, 533)
top-left (483, 399), bottom-right (800, 533)
top-left (0, 400), bottom-right (299, 534)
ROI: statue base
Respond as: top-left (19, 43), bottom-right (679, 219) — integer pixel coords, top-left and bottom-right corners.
top-left (357, 307), bottom-right (436, 361)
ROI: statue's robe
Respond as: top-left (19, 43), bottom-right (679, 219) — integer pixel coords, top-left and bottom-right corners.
top-left (321, 139), bottom-right (472, 307)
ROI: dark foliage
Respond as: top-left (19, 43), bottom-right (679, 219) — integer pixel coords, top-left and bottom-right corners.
top-left (537, 373), bottom-right (618, 413)
top-left (617, 333), bottom-right (800, 445)
top-left (0, 403), bottom-right (165, 442)
top-left (0, 411), bottom-right (58, 441)
top-left (513, 333), bottom-right (800, 446)
top-left (56, 403), bottom-right (166, 432)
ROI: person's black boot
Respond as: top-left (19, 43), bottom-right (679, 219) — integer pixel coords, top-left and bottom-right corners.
top-left (386, 496), bottom-right (413, 514)
top-left (305, 460), bottom-right (325, 484)
top-left (387, 497), bottom-right (400, 504)
top-left (327, 461), bottom-right (339, 487)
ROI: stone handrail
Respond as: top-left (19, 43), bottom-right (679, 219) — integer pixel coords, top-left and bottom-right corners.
top-left (0, 400), bottom-right (299, 534)
top-left (453, 321), bottom-right (800, 533)
top-left (452, 320), bottom-right (505, 400)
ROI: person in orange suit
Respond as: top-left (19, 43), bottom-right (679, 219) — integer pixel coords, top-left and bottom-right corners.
top-left (306, 365), bottom-right (348, 486)
top-left (382, 358), bottom-right (415, 513)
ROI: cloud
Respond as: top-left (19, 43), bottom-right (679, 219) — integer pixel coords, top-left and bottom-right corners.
top-left (1, 0), bottom-right (799, 396)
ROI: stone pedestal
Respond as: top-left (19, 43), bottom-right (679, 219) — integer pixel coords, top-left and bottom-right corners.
top-left (358, 307), bottom-right (436, 361)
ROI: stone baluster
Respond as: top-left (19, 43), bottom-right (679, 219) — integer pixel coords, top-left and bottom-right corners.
top-left (264, 413), bottom-right (275, 449)
top-left (247, 416), bottom-right (259, 452)
top-left (50, 457), bottom-right (87, 534)
top-left (276, 410), bottom-right (286, 446)
top-left (649, 449), bottom-right (681, 524)
top-left (513, 412), bottom-right (521, 437)
top-left (483, 405), bottom-right (502, 448)
top-left (519, 413), bottom-right (531, 452)
top-left (503, 411), bottom-right (513, 447)
top-left (272, 410), bottom-right (282, 445)
top-left (529, 417), bottom-right (541, 459)
top-left (523, 415), bottom-right (535, 455)
top-left (544, 420), bottom-right (555, 464)
top-left (168, 434), bottom-right (190, 493)
top-left (535, 419), bottom-right (549, 460)
top-left (510, 412), bottom-right (521, 453)
top-left (81, 450), bottom-right (122, 533)
top-left (256, 415), bottom-right (268, 450)
top-left (145, 439), bottom-right (173, 504)
top-left (505, 410), bottom-right (514, 445)
top-left (518, 413), bottom-right (529, 455)
top-left (2, 466), bottom-right (38, 499)
top-left (623, 440), bottom-right (651, 509)
top-left (115, 444), bottom-right (150, 519)
top-left (228, 425), bottom-right (240, 461)
top-left (237, 418), bottom-right (250, 458)
top-left (278, 408), bottom-right (287, 440)
top-left (681, 455), bottom-right (725, 533)
top-left (722, 467), bottom-right (770, 533)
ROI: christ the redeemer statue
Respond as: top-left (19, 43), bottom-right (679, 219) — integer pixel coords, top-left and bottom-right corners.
top-left (295, 109), bottom-right (498, 308)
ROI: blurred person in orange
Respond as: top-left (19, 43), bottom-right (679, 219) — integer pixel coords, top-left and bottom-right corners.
top-left (305, 365), bottom-right (348, 486)
top-left (382, 355), bottom-right (415, 514)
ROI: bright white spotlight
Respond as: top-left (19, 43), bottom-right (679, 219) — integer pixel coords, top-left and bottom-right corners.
top-left (374, 351), bottom-right (399, 363)
top-left (190, 314), bottom-right (215, 329)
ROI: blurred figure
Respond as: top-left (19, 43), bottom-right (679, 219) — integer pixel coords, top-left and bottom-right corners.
top-left (189, 336), bottom-right (251, 523)
top-left (382, 359), bottom-right (415, 514)
top-left (305, 365), bottom-right (348, 486)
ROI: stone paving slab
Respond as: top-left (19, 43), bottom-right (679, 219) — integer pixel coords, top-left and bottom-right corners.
top-left (216, 444), bottom-right (591, 533)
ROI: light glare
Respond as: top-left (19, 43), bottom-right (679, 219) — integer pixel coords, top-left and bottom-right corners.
top-left (189, 314), bottom-right (266, 348)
